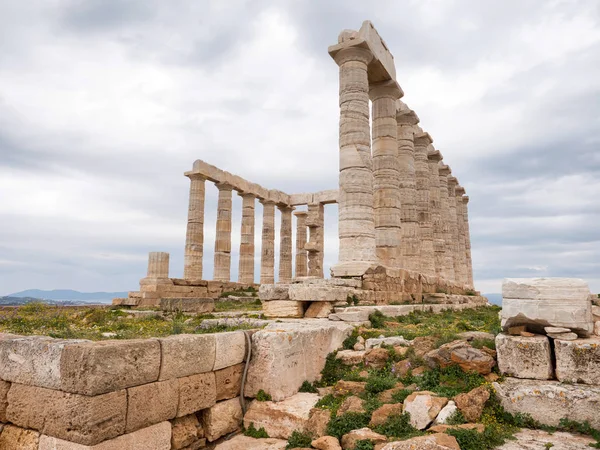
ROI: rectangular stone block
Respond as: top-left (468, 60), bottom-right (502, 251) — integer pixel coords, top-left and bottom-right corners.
top-left (159, 334), bottom-right (216, 380)
top-left (0, 380), bottom-right (9, 422)
top-left (200, 397), bottom-right (243, 442)
top-left (178, 372), bottom-right (216, 417)
top-left (160, 298), bottom-right (214, 313)
top-left (555, 337), bottom-right (600, 385)
top-left (503, 278), bottom-right (591, 300)
top-left (495, 334), bottom-right (553, 380)
top-left (288, 285), bottom-right (356, 302)
top-left (304, 302), bottom-right (334, 318)
top-left (7, 383), bottom-right (127, 446)
top-left (262, 300), bottom-right (305, 318)
top-left (259, 284), bottom-right (290, 300)
top-left (215, 363), bottom-right (244, 401)
top-left (214, 331), bottom-right (246, 371)
top-left (0, 424), bottom-right (40, 450)
top-left (38, 421), bottom-right (172, 450)
top-left (126, 379), bottom-right (179, 433)
top-left (289, 193), bottom-right (313, 205)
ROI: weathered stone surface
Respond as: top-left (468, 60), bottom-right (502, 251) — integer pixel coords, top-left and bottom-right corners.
top-left (214, 331), bottom-right (246, 370)
top-left (494, 378), bottom-right (600, 428)
top-left (365, 347), bottom-right (389, 369)
top-left (412, 336), bottom-right (437, 357)
top-left (159, 334), bottom-right (216, 380)
top-left (213, 435), bottom-right (287, 450)
top-left (454, 386), bottom-right (489, 422)
top-left (378, 385), bottom-right (408, 403)
top-left (333, 380), bottom-right (366, 397)
top-left (305, 301), bottom-right (335, 318)
top-left (496, 333), bottom-right (553, 379)
top-left (215, 363), bottom-right (244, 401)
top-left (259, 284), bottom-right (290, 301)
top-left (433, 400), bottom-right (457, 425)
top-left (0, 380), bottom-right (9, 422)
top-left (201, 397), bottom-right (243, 442)
top-left (554, 337), bottom-right (600, 385)
top-left (370, 403), bottom-right (403, 427)
top-left (262, 300), bottom-right (304, 318)
top-left (126, 379), bottom-right (178, 433)
top-left (548, 332), bottom-right (578, 340)
top-left (380, 433), bottom-right (460, 450)
top-left (0, 425), bottom-right (39, 450)
top-left (336, 350), bottom-right (365, 366)
top-left (7, 383), bottom-right (127, 445)
top-left (424, 340), bottom-right (468, 368)
top-left (392, 360), bottom-right (413, 378)
top-left (160, 298), bottom-right (214, 313)
top-left (545, 326), bottom-right (571, 333)
top-left (177, 372), bottom-right (216, 417)
top-left (38, 421), bottom-right (172, 450)
top-left (288, 285), bottom-right (355, 302)
top-left (449, 345), bottom-right (495, 374)
top-left (170, 414), bottom-right (200, 450)
top-left (338, 396), bottom-right (365, 415)
top-left (495, 429), bottom-right (596, 450)
top-left (341, 428), bottom-right (387, 450)
top-left (305, 408), bottom-right (331, 438)
top-left (503, 278), bottom-right (591, 300)
top-left (243, 393), bottom-right (319, 439)
top-left (457, 331), bottom-right (495, 342)
top-left (366, 336), bottom-right (411, 349)
top-left (403, 392), bottom-right (448, 430)
top-left (245, 321), bottom-right (352, 401)
top-left (312, 435), bottom-right (342, 450)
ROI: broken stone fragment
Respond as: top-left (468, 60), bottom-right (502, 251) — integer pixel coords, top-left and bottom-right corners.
top-left (341, 428), bottom-right (387, 450)
top-left (403, 392), bottom-right (448, 430)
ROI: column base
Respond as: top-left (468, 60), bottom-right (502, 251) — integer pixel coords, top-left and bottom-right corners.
top-left (330, 261), bottom-right (375, 277)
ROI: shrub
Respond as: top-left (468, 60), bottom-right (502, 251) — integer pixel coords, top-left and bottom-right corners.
top-left (327, 412), bottom-right (371, 439)
top-left (373, 413), bottom-right (422, 439)
top-left (342, 329), bottom-right (359, 350)
top-left (298, 380), bottom-right (318, 393)
top-left (354, 440), bottom-right (375, 450)
top-left (447, 427), bottom-right (512, 450)
top-left (315, 394), bottom-right (345, 416)
top-left (390, 389), bottom-right (412, 404)
top-left (286, 431), bottom-right (313, 449)
top-left (369, 311), bottom-right (386, 329)
top-left (320, 352), bottom-right (350, 386)
top-left (446, 410), bottom-right (467, 425)
top-left (244, 423), bottom-right (269, 438)
top-left (256, 389), bottom-right (272, 401)
top-left (365, 373), bottom-right (396, 394)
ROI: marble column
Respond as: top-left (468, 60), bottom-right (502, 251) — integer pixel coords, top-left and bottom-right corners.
top-left (260, 200), bottom-right (276, 284)
top-left (238, 193), bottom-right (255, 284)
top-left (306, 203), bottom-right (324, 278)
top-left (427, 148), bottom-right (445, 279)
top-left (213, 183), bottom-right (233, 282)
top-left (147, 252), bottom-right (169, 279)
top-left (370, 80), bottom-right (403, 268)
top-left (294, 211), bottom-right (308, 278)
top-left (396, 106), bottom-right (421, 272)
top-left (462, 195), bottom-right (474, 288)
top-left (330, 45), bottom-right (377, 276)
top-left (447, 176), bottom-right (462, 284)
top-left (438, 165), bottom-right (456, 282)
top-left (414, 132), bottom-right (435, 277)
top-left (278, 205), bottom-right (294, 283)
top-left (455, 186), bottom-right (468, 286)
top-left (183, 174), bottom-right (205, 279)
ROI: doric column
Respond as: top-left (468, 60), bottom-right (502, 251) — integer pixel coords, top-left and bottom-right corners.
top-left (147, 252), bottom-right (169, 279)
top-left (427, 148), bottom-right (445, 279)
top-left (294, 211), bottom-right (308, 278)
top-left (213, 183), bottom-right (233, 281)
top-left (183, 174), bottom-right (205, 279)
top-left (455, 186), bottom-right (468, 286)
top-left (260, 200), bottom-right (276, 284)
top-left (306, 203), bottom-right (324, 278)
top-left (438, 165), bottom-right (456, 282)
top-left (396, 106), bottom-right (421, 272)
top-left (447, 176), bottom-right (462, 284)
top-left (278, 205), bottom-right (294, 283)
top-left (238, 193), bottom-right (255, 284)
top-left (414, 132), bottom-right (435, 276)
top-left (462, 195), bottom-right (474, 288)
top-left (370, 80), bottom-right (404, 268)
top-left (330, 45), bottom-right (377, 276)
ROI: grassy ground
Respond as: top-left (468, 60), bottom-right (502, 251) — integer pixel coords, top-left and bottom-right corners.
top-left (215, 299), bottom-right (262, 312)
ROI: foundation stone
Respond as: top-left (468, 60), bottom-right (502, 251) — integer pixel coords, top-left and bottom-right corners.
top-left (495, 333), bottom-right (553, 379)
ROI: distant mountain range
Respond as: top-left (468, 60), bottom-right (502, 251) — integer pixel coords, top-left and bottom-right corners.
top-left (2, 289), bottom-right (128, 305)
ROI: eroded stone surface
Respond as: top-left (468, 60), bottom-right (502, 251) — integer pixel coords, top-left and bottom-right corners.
top-left (159, 334), bottom-right (216, 380)
top-left (496, 333), bottom-right (553, 379)
top-left (214, 331), bottom-right (246, 370)
top-left (0, 425), bottom-right (39, 450)
top-left (380, 433), bottom-right (460, 450)
top-left (495, 429), bottom-right (596, 450)
top-left (403, 392), bottom-right (448, 430)
top-left (213, 435), bottom-right (287, 450)
top-left (201, 397), bottom-right (243, 442)
top-left (554, 337), bottom-right (600, 385)
top-left (341, 428), bottom-right (387, 450)
top-left (126, 379), bottom-right (178, 433)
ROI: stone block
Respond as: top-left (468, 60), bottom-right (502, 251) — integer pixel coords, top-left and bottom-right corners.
top-left (244, 321), bottom-right (352, 401)
top-left (7, 383), bottom-right (127, 445)
top-left (215, 363), bottom-right (244, 401)
top-left (160, 298), bottom-right (214, 313)
top-left (263, 300), bottom-right (305, 318)
top-left (243, 393), bottom-right (319, 439)
top-left (159, 334), bottom-right (216, 380)
top-left (288, 284), bottom-right (355, 302)
top-left (213, 435), bottom-right (287, 450)
top-left (379, 433), bottom-right (460, 450)
top-left (259, 284), bottom-right (290, 301)
top-left (178, 372), bottom-right (216, 417)
top-left (201, 397), bottom-right (243, 442)
top-left (170, 414), bottom-right (200, 450)
top-left (503, 277), bottom-right (591, 300)
top-left (126, 379), bottom-right (179, 433)
top-left (403, 392), bottom-right (448, 430)
top-left (304, 301), bottom-right (335, 318)
top-left (493, 378), bottom-right (600, 428)
top-left (554, 337), bottom-right (600, 385)
top-left (214, 331), bottom-right (246, 370)
top-left (0, 380), bottom-right (9, 422)
top-left (0, 424), bottom-right (39, 450)
top-left (38, 421), bottom-right (172, 450)
top-left (495, 333), bottom-right (553, 380)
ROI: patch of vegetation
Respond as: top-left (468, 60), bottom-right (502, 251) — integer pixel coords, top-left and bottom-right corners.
top-left (315, 394), bottom-right (345, 416)
top-left (373, 413), bottom-right (423, 440)
top-left (369, 310), bottom-right (386, 329)
top-left (319, 352), bottom-right (351, 386)
top-left (445, 410), bottom-right (467, 425)
top-left (244, 423), bottom-right (269, 438)
top-left (342, 329), bottom-right (360, 350)
top-left (346, 294), bottom-right (360, 306)
top-left (214, 300), bottom-right (262, 312)
top-left (415, 365), bottom-right (486, 398)
top-left (447, 426), bottom-right (514, 450)
top-left (255, 389), bottom-right (272, 402)
top-left (465, 289), bottom-right (477, 296)
top-left (390, 389), bottom-right (412, 404)
top-left (365, 373), bottom-right (396, 394)
top-left (471, 338), bottom-right (496, 350)
top-left (327, 412), bottom-right (371, 439)
top-left (360, 393), bottom-right (383, 414)
top-left (354, 440), bottom-right (375, 450)
top-left (298, 380), bottom-right (318, 393)
top-left (556, 419), bottom-right (600, 448)
top-left (286, 430), bottom-right (313, 449)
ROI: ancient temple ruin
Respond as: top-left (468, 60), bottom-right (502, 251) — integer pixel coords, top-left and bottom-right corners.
top-left (114, 21), bottom-right (481, 315)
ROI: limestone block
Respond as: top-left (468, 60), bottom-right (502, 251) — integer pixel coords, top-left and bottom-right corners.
top-left (38, 421), bottom-right (172, 450)
top-left (494, 429), bottom-right (596, 450)
top-left (312, 436), bottom-right (342, 450)
top-left (433, 400), bottom-right (457, 425)
top-left (159, 334), bottom-right (216, 380)
top-left (288, 285), bottom-right (356, 302)
top-left (304, 301), bottom-right (335, 318)
top-left (160, 298), bottom-right (214, 313)
top-left (493, 378), bottom-right (600, 428)
top-left (496, 333), bottom-right (553, 379)
top-left (213, 435), bottom-right (287, 450)
top-left (0, 380), bottom-right (9, 422)
top-left (7, 383), bottom-right (127, 445)
top-left (379, 433), bottom-right (460, 450)
top-left (366, 336), bottom-right (411, 349)
top-left (403, 392), bottom-right (448, 430)
top-left (215, 363), bottom-right (244, 401)
top-left (214, 331), bottom-right (246, 370)
top-left (336, 350), bottom-right (366, 366)
top-left (305, 408), bottom-right (331, 438)
top-left (290, 193), bottom-right (314, 206)
top-left (170, 414), bottom-right (200, 450)
top-left (245, 321), bottom-right (352, 401)
top-left (126, 379), bottom-right (178, 433)
top-left (243, 393), bottom-right (319, 439)
top-left (0, 424), bottom-right (39, 450)
top-left (201, 397), bottom-right (243, 441)
top-left (330, 310), bottom-right (371, 322)
top-left (554, 337), bottom-right (600, 385)
top-left (263, 300), bottom-right (305, 318)
top-left (177, 372), bottom-right (216, 417)
top-left (503, 278), bottom-right (591, 300)
top-left (341, 428), bottom-right (387, 450)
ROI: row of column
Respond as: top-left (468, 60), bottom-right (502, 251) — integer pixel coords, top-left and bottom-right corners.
top-left (183, 176), bottom-right (322, 283)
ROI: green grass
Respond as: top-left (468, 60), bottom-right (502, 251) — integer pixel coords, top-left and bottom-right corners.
top-left (373, 413), bottom-right (423, 440)
top-left (244, 423), bottom-right (269, 438)
top-left (256, 389), bottom-right (272, 401)
top-left (326, 412), bottom-right (371, 439)
top-left (214, 299), bottom-right (262, 312)
top-left (286, 431), bottom-right (313, 449)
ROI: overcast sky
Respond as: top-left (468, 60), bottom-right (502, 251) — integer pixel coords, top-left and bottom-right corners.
top-left (1, 0), bottom-right (599, 296)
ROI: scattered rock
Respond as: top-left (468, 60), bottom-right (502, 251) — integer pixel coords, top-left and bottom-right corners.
top-left (484, 373), bottom-right (499, 382)
top-left (454, 386), bottom-right (490, 422)
top-left (450, 346), bottom-right (495, 375)
top-left (170, 414), bottom-right (201, 449)
top-left (508, 325), bottom-right (526, 336)
top-left (412, 366), bottom-right (426, 376)
top-left (378, 384), bottom-right (407, 403)
top-left (520, 331), bottom-right (535, 337)
top-left (424, 340), bottom-right (470, 368)
top-left (333, 380), bottom-right (366, 397)
top-left (545, 326), bottom-right (571, 334)
top-left (412, 337), bottom-right (437, 357)
top-left (338, 396), bottom-right (365, 415)
top-left (214, 435), bottom-right (287, 450)
top-left (393, 346), bottom-right (410, 357)
top-left (495, 428), bottom-right (596, 450)
top-left (353, 342), bottom-right (366, 351)
top-left (379, 433), bottom-right (460, 449)
top-left (366, 336), bottom-right (411, 349)
top-left (312, 435), bottom-right (342, 450)
top-left (370, 403), bottom-right (403, 427)
top-left (365, 348), bottom-right (390, 369)
top-left (457, 331), bottom-right (495, 342)
top-left (341, 428), bottom-right (387, 450)
top-left (403, 392), bottom-right (448, 430)
top-left (336, 350), bottom-right (365, 366)
top-left (392, 360), bottom-right (412, 378)
top-left (305, 408), bottom-right (331, 438)
top-left (548, 332), bottom-right (578, 341)
top-left (433, 400), bottom-right (457, 425)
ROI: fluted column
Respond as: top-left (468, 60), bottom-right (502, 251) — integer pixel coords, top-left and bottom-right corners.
top-left (447, 176), bottom-right (461, 284)
top-left (294, 211), bottom-right (308, 278)
top-left (306, 203), bottom-right (324, 278)
top-left (147, 252), bottom-right (169, 279)
top-left (213, 183), bottom-right (233, 281)
top-left (260, 200), bottom-right (276, 284)
top-left (462, 195), bottom-right (474, 288)
top-left (278, 205), bottom-right (294, 283)
top-left (427, 148), bottom-right (445, 279)
top-left (438, 165), bottom-right (456, 282)
top-left (455, 186), bottom-right (468, 286)
top-left (238, 193), bottom-right (255, 284)
top-left (370, 80), bottom-right (404, 268)
top-left (330, 45), bottom-right (377, 277)
top-left (414, 132), bottom-right (435, 276)
top-left (183, 174), bottom-right (206, 279)
top-left (396, 106), bottom-right (421, 272)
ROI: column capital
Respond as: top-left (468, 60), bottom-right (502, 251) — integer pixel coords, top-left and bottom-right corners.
top-left (215, 182), bottom-right (233, 191)
top-left (369, 80), bottom-right (404, 101)
top-left (277, 204), bottom-right (295, 213)
top-left (186, 173), bottom-right (207, 181)
top-left (259, 198), bottom-right (276, 206)
top-left (427, 149), bottom-right (443, 162)
top-left (462, 195), bottom-right (470, 204)
top-left (439, 164), bottom-right (451, 176)
top-left (331, 46), bottom-right (374, 66)
top-left (238, 191), bottom-right (255, 199)
top-left (414, 132), bottom-right (433, 147)
top-left (396, 108), bottom-right (420, 125)
top-left (455, 186), bottom-right (466, 196)
top-left (293, 210), bottom-right (308, 217)
top-left (448, 176), bottom-right (458, 187)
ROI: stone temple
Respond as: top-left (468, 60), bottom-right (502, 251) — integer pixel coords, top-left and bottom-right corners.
top-left (114, 21), bottom-right (485, 316)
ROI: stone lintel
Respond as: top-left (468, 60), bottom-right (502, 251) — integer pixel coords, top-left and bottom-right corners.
top-left (313, 189), bottom-right (338, 204)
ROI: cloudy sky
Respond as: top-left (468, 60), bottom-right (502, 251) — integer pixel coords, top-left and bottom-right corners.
top-left (1, 0), bottom-right (599, 296)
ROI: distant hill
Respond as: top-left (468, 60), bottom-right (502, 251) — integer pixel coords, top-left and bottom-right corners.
top-left (5, 289), bottom-right (127, 304)
top-left (484, 293), bottom-right (502, 306)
